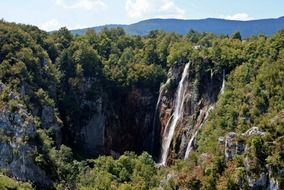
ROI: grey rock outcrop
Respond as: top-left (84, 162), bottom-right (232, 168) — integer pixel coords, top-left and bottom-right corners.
top-left (220, 127), bottom-right (280, 190)
top-left (0, 106), bottom-right (51, 186)
top-left (79, 97), bottom-right (105, 155)
top-left (248, 173), bottom-right (268, 189)
top-left (242, 127), bottom-right (265, 137)
top-left (221, 127), bottom-right (266, 161)
top-left (0, 81), bottom-right (51, 185)
top-left (224, 132), bottom-right (245, 160)
top-left (41, 105), bottom-right (62, 146)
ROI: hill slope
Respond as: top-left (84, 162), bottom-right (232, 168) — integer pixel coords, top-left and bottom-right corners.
top-left (71, 17), bottom-right (284, 37)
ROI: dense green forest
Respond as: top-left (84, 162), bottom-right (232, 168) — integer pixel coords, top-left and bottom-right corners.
top-left (0, 20), bottom-right (283, 189)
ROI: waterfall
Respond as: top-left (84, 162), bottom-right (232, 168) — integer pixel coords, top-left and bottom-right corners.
top-left (184, 105), bottom-right (214, 160)
top-left (184, 130), bottom-right (199, 160)
top-left (159, 62), bottom-right (190, 165)
top-left (151, 79), bottom-right (170, 154)
top-left (220, 69), bottom-right (225, 94)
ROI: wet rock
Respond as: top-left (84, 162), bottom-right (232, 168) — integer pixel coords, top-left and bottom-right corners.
top-left (157, 62), bottom-right (222, 161)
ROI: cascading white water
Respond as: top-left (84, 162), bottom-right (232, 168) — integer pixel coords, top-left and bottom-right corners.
top-left (159, 62), bottom-right (190, 165)
top-left (184, 130), bottom-right (199, 159)
top-left (184, 105), bottom-right (215, 160)
top-left (184, 70), bottom-right (225, 159)
top-left (151, 79), bottom-right (170, 153)
top-left (220, 69), bottom-right (225, 94)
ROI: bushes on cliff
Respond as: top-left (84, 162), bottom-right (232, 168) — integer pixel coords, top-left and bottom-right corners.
top-left (0, 174), bottom-right (34, 190)
top-left (172, 30), bottom-right (284, 190)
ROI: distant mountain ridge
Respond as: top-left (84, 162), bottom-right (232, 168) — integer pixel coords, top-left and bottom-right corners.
top-left (71, 17), bottom-right (284, 37)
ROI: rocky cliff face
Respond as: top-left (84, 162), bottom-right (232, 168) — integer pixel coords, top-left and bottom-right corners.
top-left (0, 82), bottom-right (60, 187)
top-left (218, 127), bottom-right (280, 190)
top-left (0, 104), bottom-right (51, 186)
top-left (105, 87), bottom-right (157, 155)
top-left (0, 105), bottom-right (50, 184)
top-left (67, 79), bottom-right (158, 157)
top-left (155, 61), bottom-right (224, 163)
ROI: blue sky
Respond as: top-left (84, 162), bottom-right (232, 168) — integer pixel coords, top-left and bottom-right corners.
top-left (0, 0), bottom-right (283, 31)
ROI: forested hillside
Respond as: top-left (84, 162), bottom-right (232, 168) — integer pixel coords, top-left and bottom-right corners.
top-left (0, 20), bottom-right (283, 189)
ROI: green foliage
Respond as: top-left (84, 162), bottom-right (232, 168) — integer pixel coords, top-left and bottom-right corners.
top-left (178, 30), bottom-right (284, 190)
top-left (231, 32), bottom-right (242, 40)
top-left (167, 40), bottom-right (193, 66)
top-left (35, 88), bottom-right (55, 107)
top-left (0, 174), bottom-right (34, 190)
top-left (0, 20), bottom-right (284, 190)
top-left (77, 152), bottom-right (158, 190)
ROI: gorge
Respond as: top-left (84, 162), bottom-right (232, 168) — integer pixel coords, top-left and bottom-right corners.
top-left (0, 20), bottom-right (283, 190)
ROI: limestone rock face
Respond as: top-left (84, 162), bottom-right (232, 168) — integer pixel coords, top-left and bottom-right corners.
top-left (224, 132), bottom-right (245, 160)
top-left (66, 76), bottom-right (158, 157)
top-left (0, 106), bottom-right (51, 186)
top-left (41, 105), bottom-right (62, 146)
top-left (221, 127), bottom-right (266, 161)
top-left (220, 127), bottom-right (281, 190)
top-left (0, 82), bottom-right (51, 186)
top-left (79, 97), bottom-right (105, 155)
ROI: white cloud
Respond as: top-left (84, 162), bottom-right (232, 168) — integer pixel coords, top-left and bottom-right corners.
top-left (56, 0), bottom-right (107, 11)
top-left (126, 0), bottom-right (185, 19)
top-left (223, 13), bottom-right (253, 21)
top-left (38, 19), bottom-right (63, 31)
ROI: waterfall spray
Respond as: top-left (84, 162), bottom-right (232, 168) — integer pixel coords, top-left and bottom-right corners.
top-left (220, 69), bottom-right (225, 94)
